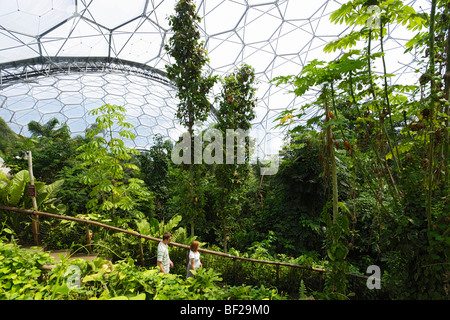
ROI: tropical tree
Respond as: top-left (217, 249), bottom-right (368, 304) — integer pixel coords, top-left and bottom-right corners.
top-left (165, 0), bottom-right (218, 139)
top-left (76, 104), bottom-right (154, 223)
top-left (213, 64), bottom-right (257, 252)
top-left (164, 0), bottom-right (218, 236)
top-left (138, 135), bottom-right (173, 221)
top-left (27, 118), bottom-right (69, 140)
top-left (273, 0), bottom-right (449, 299)
top-left (4, 118), bottom-right (78, 184)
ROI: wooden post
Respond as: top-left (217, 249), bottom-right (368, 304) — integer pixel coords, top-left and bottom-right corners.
top-left (319, 272), bottom-right (323, 292)
top-left (186, 247), bottom-right (190, 269)
top-left (85, 225), bottom-right (92, 253)
top-left (275, 264), bottom-right (280, 287)
top-left (27, 151), bottom-right (39, 245)
top-left (138, 237), bottom-right (144, 266)
top-left (232, 258), bottom-right (237, 284)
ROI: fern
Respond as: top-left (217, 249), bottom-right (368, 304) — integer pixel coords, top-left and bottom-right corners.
top-left (298, 280), bottom-right (308, 300)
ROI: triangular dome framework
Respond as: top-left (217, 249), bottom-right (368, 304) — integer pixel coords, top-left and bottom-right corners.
top-left (0, 0), bottom-right (428, 156)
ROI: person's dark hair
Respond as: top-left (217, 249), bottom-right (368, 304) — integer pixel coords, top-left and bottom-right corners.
top-left (163, 232), bottom-right (172, 241)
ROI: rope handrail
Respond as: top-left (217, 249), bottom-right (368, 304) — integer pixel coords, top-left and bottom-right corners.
top-left (0, 205), bottom-right (369, 280)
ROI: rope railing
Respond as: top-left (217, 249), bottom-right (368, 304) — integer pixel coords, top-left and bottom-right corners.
top-left (0, 205), bottom-right (370, 289)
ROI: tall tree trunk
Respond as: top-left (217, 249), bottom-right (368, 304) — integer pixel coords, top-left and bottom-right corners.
top-left (426, 0), bottom-right (437, 231)
top-left (324, 85), bottom-right (338, 222)
top-left (223, 216), bottom-right (228, 254)
top-left (443, 19), bottom-right (450, 192)
top-left (188, 115), bottom-right (195, 237)
top-left (379, 18), bottom-right (402, 171)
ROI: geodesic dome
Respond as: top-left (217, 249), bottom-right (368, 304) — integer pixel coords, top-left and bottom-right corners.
top-left (0, 0), bottom-right (428, 157)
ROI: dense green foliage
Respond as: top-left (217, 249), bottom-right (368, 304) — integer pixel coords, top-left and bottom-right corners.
top-left (164, 0), bottom-right (217, 133)
top-left (273, 0), bottom-right (449, 299)
top-left (76, 104), bottom-right (153, 221)
top-left (0, 234), bottom-right (284, 300)
top-left (0, 117), bottom-right (22, 159)
top-left (0, 0), bottom-right (448, 300)
top-left (213, 64), bottom-right (257, 252)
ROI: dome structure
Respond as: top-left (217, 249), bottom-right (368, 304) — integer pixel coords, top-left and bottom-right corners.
top-left (0, 0), bottom-right (428, 156)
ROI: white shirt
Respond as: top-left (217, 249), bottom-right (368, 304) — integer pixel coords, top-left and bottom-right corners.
top-left (188, 250), bottom-right (201, 269)
top-left (157, 241), bottom-right (170, 273)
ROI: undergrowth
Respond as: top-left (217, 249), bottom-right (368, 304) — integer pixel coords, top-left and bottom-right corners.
top-left (0, 237), bottom-right (286, 300)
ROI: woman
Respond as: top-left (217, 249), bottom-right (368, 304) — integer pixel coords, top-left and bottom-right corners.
top-left (186, 240), bottom-right (202, 278)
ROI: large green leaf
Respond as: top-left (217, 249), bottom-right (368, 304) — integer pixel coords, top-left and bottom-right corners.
top-left (137, 217), bottom-right (160, 237)
top-left (149, 217), bottom-right (159, 235)
top-left (162, 215), bottom-right (182, 234)
top-left (36, 179), bottom-right (64, 208)
top-left (9, 170), bottom-right (29, 206)
top-left (136, 219), bottom-right (151, 236)
top-left (327, 243), bottom-right (349, 261)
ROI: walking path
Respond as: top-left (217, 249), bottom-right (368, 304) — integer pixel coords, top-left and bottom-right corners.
top-left (23, 246), bottom-right (99, 270)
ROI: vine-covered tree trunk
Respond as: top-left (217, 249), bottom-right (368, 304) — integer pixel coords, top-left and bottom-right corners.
top-left (444, 21), bottom-right (450, 192)
top-left (426, 0), bottom-right (437, 230)
top-left (324, 86), bottom-right (339, 223)
top-left (165, 0), bottom-right (218, 237)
